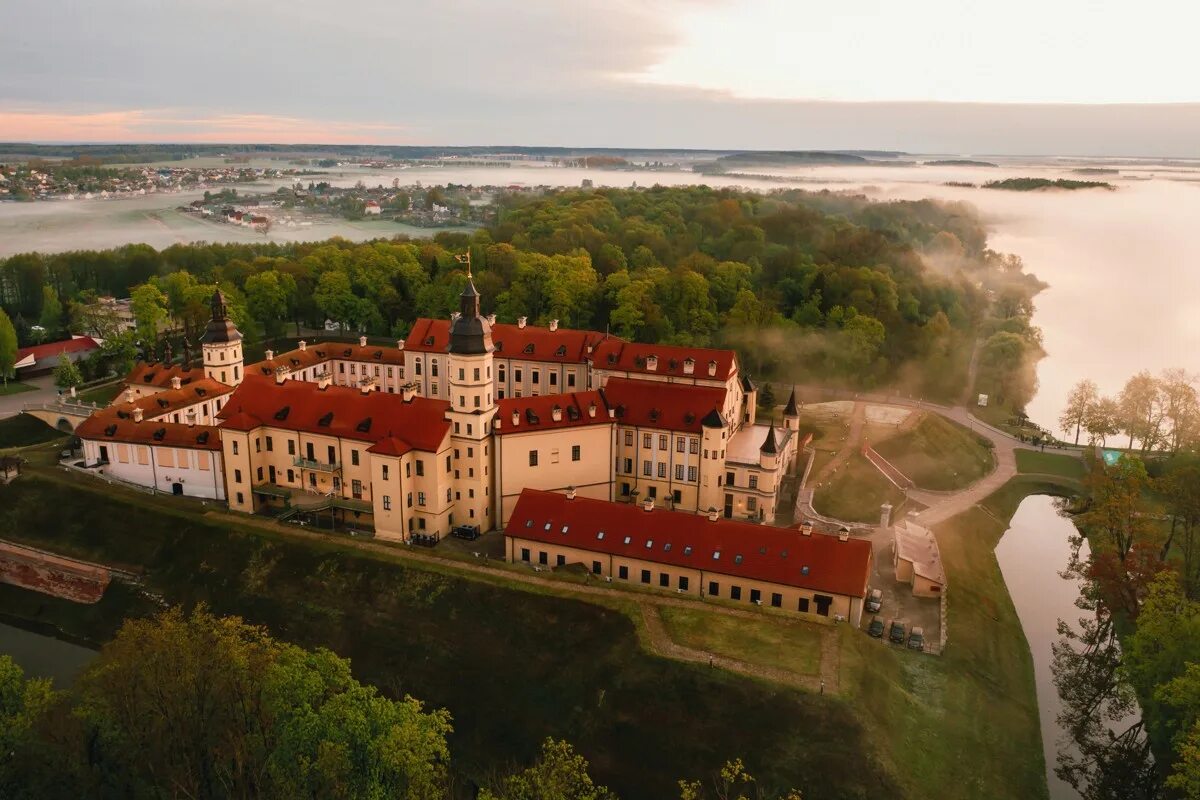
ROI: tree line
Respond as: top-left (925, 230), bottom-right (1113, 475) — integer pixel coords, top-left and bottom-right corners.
top-left (1052, 451), bottom-right (1200, 798)
top-left (1061, 369), bottom-right (1199, 451)
top-left (1, 607), bottom-right (803, 800)
top-left (0, 186), bottom-right (1044, 403)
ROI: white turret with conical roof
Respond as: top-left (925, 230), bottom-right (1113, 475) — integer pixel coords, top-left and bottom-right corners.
top-left (446, 253), bottom-right (497, 531)
top-left (201, 287), bottom-right (244, 386)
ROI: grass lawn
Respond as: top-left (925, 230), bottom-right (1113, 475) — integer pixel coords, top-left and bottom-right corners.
top-left (1015, 448), bottom-right (1088, 481)
top-left (812, 452), bottom-right (905, 523)
top-left (0, 414), bottom-right (69, 449)
top-left (0, 472), bottom-right (899, 800)
top-left (0, 381), bottom-right (37, 396)
top-left (873, 413), bottom-right (994, 491)
top-left (658, 605), bottom-right (822, 676)
top-left (76, 382), bottom-right (123, 405)
top-left (838, 476), bottom-right (1076, 800)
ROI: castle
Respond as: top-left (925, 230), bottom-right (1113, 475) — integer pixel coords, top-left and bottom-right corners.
top-left (77, 278), bottom-right (803, 541)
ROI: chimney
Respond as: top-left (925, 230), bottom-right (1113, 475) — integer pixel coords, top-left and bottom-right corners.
top-left (318, 371), bottom-right (332, 390)
top-left (588, 402), bottom-right (596, 418)
top-left (800, 522), bottom-right (813, 537)
top-left (186, 408), bottom-right (197, 427)
top-left (124, 387), bottom-right (135, 404)
top-left (264, 348), bottom-right (274, 361)
top-left (170, 376), bottom-right (182, 390)
top-left (517, 316), bottom-right (528, 329)
top-left (551, 405), bottom-right (563, 422)
top-left (642, 496), bottom-right (654, 512)
top-left (360, 378), bottom-right (377, 394)
top-left (683, 358), bottom-right (695, 375)
top-left (274, 366), bottom-right (288, 385)
top-left (401, 383), bottom-right (416, 402)
top-left (646, 354), bottom-right (658, 372)
top-left (607, 407), bottom-right (616, 419)
top-left (838, 527), bottom-right (851, 542)
top-left (880, 502), bottom-right (893, 529)
top-left (707, 360), bottom-right (717, 377)
top-left (549, 319), bottom-right (559, 332)
top-left (359, 335), bottom-right (367, 347)
top-left (486, 313), bottom-right (497, 325)
top-left (512, 410), bottom-right (520, 426)
top-left (566, 485), bottom-right (577, 500)
top-left (707, 507), bottom-right (719, 522)
top-left (298, 340), bottom-right (307, 351)
top-left (397, 339), bottom-right (405, 351)
top-left (132, 407), bottom-right (144, 423)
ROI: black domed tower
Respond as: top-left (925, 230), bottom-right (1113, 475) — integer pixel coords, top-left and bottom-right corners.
top-left (448, 274), bottom-right (494, 355)
top-left (201, 288), bottom-right (244, 386)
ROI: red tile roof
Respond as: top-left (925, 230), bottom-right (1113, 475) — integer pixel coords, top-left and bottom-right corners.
top-left (123, 361), bottom-right (205, 390)
top-left (216, 374), bottom-right (450, 452)
top-left (113, 377), bottom-right (233, 420)
top-left (404, 318), bottom-right (612, 364)
top-left (15, 336), bottom-right (100, 367)
top-left (601, 377), bottom-right (726, 433)
top-left (507, 490), bottom-right (873, 599)
top-left (76, 411), bottom-right (222, 451)
top-left (494, 391), bottom-right (612, 435)
top-left (246, 341), bottom-right (405, 377)
top-left (591, 339), bottom-right (736, 382)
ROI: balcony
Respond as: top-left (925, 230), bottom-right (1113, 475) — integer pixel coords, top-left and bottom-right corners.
top-left (293, 457), bottom-right (342, 473)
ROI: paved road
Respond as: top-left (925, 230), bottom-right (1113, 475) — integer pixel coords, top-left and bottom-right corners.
top-left (0, 376), bottom-right (58, 419)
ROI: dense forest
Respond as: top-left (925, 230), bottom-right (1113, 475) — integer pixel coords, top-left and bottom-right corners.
top-left (0, 185), bottom-right (1044, 407)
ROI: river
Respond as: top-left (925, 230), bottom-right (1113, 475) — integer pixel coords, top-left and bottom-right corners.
top-left (0, 621), bottom-right (94, 684)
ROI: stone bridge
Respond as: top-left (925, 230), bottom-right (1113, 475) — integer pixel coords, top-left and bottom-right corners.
top-left (21, 400), bottom-right (99, 433)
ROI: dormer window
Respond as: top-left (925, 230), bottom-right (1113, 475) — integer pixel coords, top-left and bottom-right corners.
top-left (523, 343), bottom-right (535, 354)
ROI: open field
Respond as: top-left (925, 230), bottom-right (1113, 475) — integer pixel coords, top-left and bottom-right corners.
top-left (1014, 448), bottom-right (1088, 481)
top-left (873, 412), bottom-right (994, 491)
top-left (0, 414), bottom-right (69, 449)
top-left (0, 469), bottom-right (897, 799)
top-left (812, 452), bottom-right (905, 523)
top-left (658, 605), bottom-right (822, 676)
top-left (76, 381), bottom-right (123, 405)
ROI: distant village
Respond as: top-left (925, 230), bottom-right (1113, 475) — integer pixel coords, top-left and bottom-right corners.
top-left (182, 182), bottom-right (499, 231)
top-left (0, 161), bottom-right (297, 201)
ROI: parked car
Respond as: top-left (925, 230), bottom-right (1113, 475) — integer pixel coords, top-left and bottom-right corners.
top-left (866, 588), bottom-right (883, 613)
top-left (908, 626), bottom-right (926, 651)
top-left (888, 619), bottom-right (906, 645)
top-left (867, 617), bottom-right (885, 638)
top-left (451, 524), bottom-right (481, 540)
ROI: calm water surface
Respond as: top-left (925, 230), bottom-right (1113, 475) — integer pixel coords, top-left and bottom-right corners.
top-left (995, 495), bottom-right (1090, 800)
top-left (0, 621), bottom-right (95, 684)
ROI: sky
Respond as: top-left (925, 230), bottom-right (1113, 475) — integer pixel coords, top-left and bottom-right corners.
top-left (2, 0), bottom-right (1199, 155)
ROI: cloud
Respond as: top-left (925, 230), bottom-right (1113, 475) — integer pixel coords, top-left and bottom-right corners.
top-left (0, 108), bottom-right (411, 144)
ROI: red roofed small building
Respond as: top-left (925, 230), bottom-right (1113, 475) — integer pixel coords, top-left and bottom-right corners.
top-left (14, 335), bottom-right (100, 378)
top-left (506, 489), bottom-right (873, 624)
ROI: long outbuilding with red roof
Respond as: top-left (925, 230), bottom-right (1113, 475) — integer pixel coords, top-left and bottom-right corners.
top-left (505, 488), bottom-right (873, 624)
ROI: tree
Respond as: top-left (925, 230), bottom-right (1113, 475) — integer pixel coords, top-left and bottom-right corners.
top-left (129, 282), bottom-right (168, 346)
top-left (481, 739), bottom-right (616, 800)
top-left (0, 308), bottom-right (16, 387)
top-left (1161, 459), bottom-right (1200, 598)
top-left (678, 758), bottom-right (803, 800)
top-left (1061, 379), bottom-right (1100, 446)
top-left (13, 607), bottom-right (453, 800)
top-left (313, 270), bottom-right (360, 331)
top-left (37, 285), bottom-right (62, 339)
top-left (244, 270), bottom-right (296, 343)
top-left (1085, 397), bottom-right (1121, 447)
top-left (52, 352), bottom-right (82, 391)
top-left (1078, 455), bottom-right (1152, 562)
top-left (1160, 368), bottom-right (1200, 453)
top-left (1118, 371), bottom-right (1164, 452)
top-left (0, 656), bottom-right (57, 800)
top-left (759, 383), bottom-right (775, 409)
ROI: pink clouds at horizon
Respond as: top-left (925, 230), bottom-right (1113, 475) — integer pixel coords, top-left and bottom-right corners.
top-left (0, 108), bottom-right (413, 144)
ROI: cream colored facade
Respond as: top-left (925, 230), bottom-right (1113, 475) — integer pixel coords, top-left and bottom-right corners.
top-left (505, 534), bottom-right (867, 624)
top-left (494, 422), bottom-right (616, 525)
